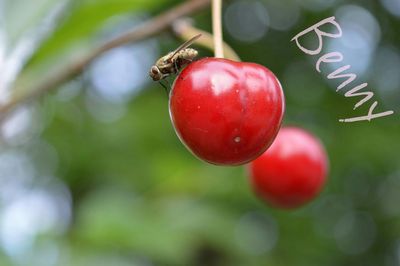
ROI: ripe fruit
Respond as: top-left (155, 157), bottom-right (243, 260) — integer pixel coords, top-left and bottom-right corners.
top-left (169, 58), bottom-right (285, 165)
top-left (249, 127), bottom-right (328, 209)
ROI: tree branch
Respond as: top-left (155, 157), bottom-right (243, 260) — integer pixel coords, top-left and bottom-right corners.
top-left (0, 0), bottom-right (211, 120)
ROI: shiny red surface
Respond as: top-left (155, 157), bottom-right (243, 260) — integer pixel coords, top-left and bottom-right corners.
top-left (250, 127), bottom-right (328, 209)
top-left (169, 58), bottom-right (285, 165)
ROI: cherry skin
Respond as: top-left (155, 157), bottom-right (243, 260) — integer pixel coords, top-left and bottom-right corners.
top-left (169, 57), bottom-right (285, 165)
top-left (249, 127), bottom-right (328, 209)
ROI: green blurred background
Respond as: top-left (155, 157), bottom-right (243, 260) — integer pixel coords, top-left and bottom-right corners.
top-left (0, 0), bottom-right (399, 265)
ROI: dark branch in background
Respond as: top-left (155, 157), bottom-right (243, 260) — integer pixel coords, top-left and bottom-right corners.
top-left (0, 0), bottom-right (211, 121)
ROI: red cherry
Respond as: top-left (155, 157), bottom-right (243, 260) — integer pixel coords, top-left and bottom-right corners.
top-left (169, 57), bottom-right (285, 165)
top-left (249, 127), bottom-right (328, 209)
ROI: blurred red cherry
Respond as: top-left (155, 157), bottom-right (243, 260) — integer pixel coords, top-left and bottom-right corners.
top-left (249, 127), bottom-right (328, 209)
top-left (169, 57), bottom-right (285, 165)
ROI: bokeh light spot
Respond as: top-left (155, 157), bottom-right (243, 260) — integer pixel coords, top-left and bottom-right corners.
top-left (234, 212), bottom-right (278, 255)
top-left (224, 0), bottom-right (269, 43)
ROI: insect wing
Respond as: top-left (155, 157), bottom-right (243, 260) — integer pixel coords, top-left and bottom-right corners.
top-left (169, 34), bottom-right (202, 61)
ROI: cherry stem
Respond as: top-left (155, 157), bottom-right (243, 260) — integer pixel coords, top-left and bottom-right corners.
top-left (173, 19), bottom-right (240, 61)
top-left (212, 0), bottom-right (224, 58)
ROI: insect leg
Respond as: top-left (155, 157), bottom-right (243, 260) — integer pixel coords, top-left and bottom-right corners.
top-left (174, 60), bottom-right (179, 74)
top-left (158, 80), bottom-right (169, 96)
top-left (176, 59), bottom-right (191, 75)
top-left (165, 78), bottom-right (172, 92)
